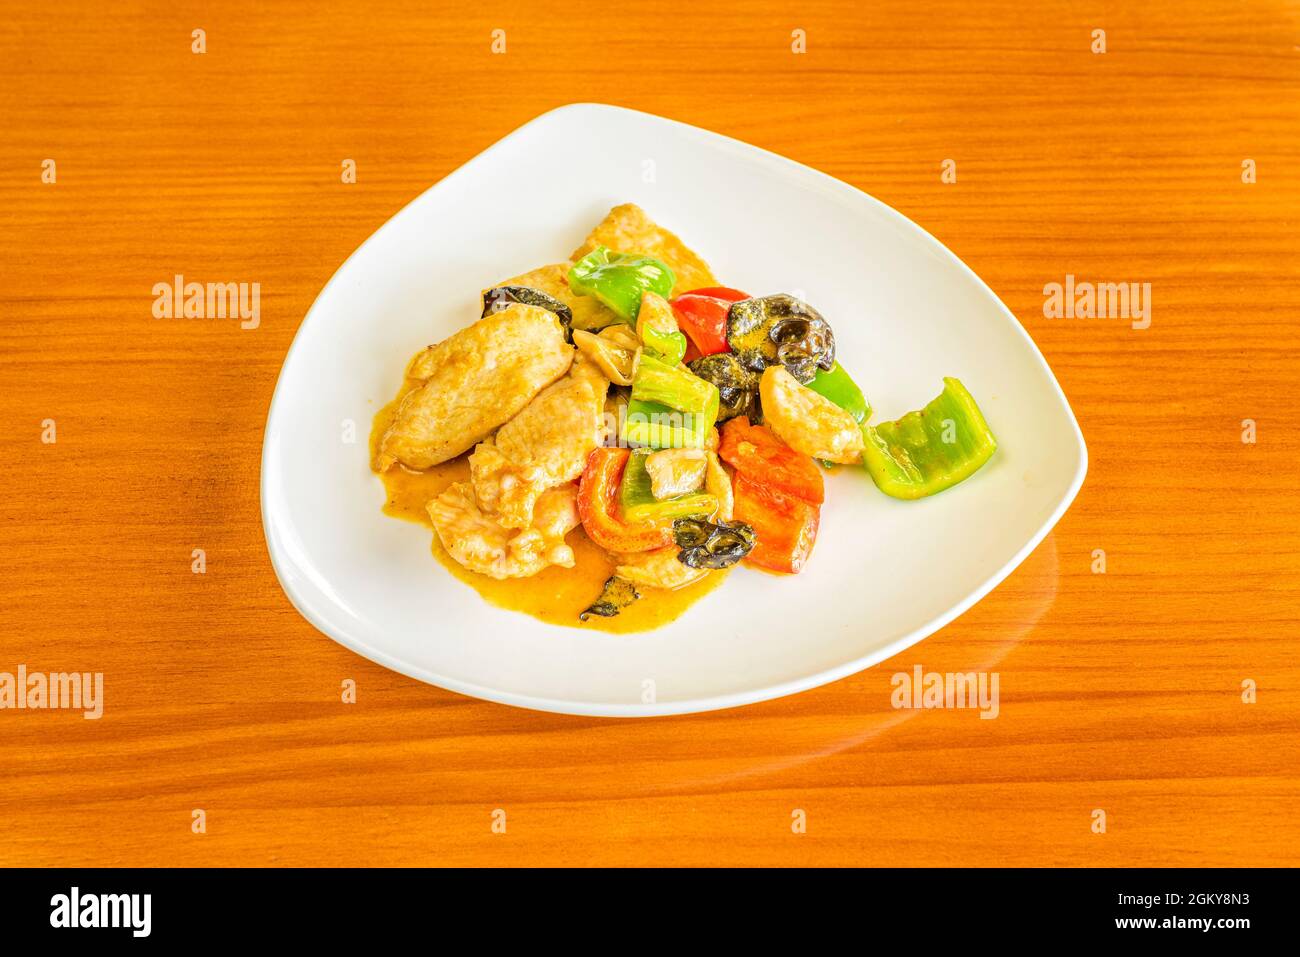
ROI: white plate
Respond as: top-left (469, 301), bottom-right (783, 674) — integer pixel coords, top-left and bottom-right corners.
top-left (260, 103), bottom-right (1086, 717)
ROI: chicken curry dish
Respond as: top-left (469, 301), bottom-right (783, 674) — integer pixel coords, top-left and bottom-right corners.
top-left (371, 204), bottom-right (998, 632)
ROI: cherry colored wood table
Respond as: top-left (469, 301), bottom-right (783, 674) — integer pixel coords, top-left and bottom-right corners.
top-left (1, 1), bottom-right (1296, 866)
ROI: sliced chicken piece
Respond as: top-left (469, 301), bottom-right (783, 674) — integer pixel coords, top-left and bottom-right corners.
top-left (469, 364), bottom-right (609, 529)
top-left (428, 482), bottom-right (579, 580)
top-left (759, 366), bottom-right (865, 464)
top-left (375, 304), bottom-right (572, 471)
top-left (571, 204), bottom-right (717, 296)
top-left (615, 545), bottom-right (709, 591)
top-left (492, 262), bottom-right (620, 332)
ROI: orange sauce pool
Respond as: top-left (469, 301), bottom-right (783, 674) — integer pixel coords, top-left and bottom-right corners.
top-left (371, 393), bottom-right (728, 633)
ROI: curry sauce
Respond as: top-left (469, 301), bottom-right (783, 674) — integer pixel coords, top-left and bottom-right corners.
top-left (371, 396), bottom-right (726, 634)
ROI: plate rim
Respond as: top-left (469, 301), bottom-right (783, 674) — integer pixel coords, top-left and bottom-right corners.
top-left (259, 102), bottom-right (1088, 717)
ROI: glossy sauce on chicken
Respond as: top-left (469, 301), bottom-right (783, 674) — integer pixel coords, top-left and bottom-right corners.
top-left (371, 397), bottom-right (727, 633)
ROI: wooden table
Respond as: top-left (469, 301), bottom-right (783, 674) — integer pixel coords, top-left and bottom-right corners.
top-left (2, 1), bottom-right (1296, 867)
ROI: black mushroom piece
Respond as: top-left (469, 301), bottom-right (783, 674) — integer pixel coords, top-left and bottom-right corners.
top-left (673, 518), bottom-right (757, 570)
top-left (726, 294), bottom-right (835, 384)
top-left (687, 353), bottom-right (760, 422)
top-left (482, 285), bottom-right (574, 341)
top-left (579, 575), bottom-right (640, 620)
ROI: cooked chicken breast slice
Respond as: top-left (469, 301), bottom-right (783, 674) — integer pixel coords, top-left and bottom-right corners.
top-left (375, 304), bottom-right (572, 471)
top-left (493, 263), bottom-right (620, 332)
top-left (571, 203), bottom-right (716, 295)
top-left (759, 366), bottom-right (865, 464)
top-left (615, 546), bottom-right (709, 591)
top-left (469, 360), bottom-right (609, 529)
top-left (428, 482), bottom-right (579, 580)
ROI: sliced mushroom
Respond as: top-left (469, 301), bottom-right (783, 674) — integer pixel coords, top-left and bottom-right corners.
top-left (573, 328), bottom-right (637, 386)
top-left (688, 352), bottom-right (759, 422)
top-left (482, 285), bottom-right (574, 341)
top-left (726, 294), bottom-right (835, 383)
top-left (580, 575), bottom-right (640, 620)
top-left (673, 518), bottom-right (757, 570)
top-left (645, 448), bottom-right (708, 500)
top-left (598, 323), bottom-right (641, 351)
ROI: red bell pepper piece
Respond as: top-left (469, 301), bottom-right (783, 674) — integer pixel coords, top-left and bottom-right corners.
top-left (671, 287), bottom-right (749, 360)
top-left (718, 416), bottom-right (825, 505)
top-left (576, 447), bottom-right (676, 553)
top-left (732, 474), bottom-right (820, 574)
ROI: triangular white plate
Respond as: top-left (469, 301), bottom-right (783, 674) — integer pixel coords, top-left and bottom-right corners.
top-left (261, 103), bottom-right (1087, 716)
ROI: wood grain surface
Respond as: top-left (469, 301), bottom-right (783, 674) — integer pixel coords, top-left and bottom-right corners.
top-left (1, 1), bottom-right (1297, 867)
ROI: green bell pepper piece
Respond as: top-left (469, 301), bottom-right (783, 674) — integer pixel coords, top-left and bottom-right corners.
top-left (631, 353), bottom-right (717, 413)
top-left (861, 377), bottom-right (997, 499)
top-left (622, 397), bottom-right (716, 449)
top-left (636, 292), bottom-right (689, 365)
top-left (568, 246), bottom-right (676, 323)
top-left (621, 348), bottom-right (720, 450)
top-left (640, 325), bottom-right (687, 366)
top-left (808, 362), bottom-right (871, 423)
top-left (621, 356), bottom-right (718, 450)
top-left (618, 449), bottom-right (719, 523)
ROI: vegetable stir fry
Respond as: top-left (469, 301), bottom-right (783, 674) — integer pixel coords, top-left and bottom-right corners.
top-left (372, 204), bottom-right (999, 629)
